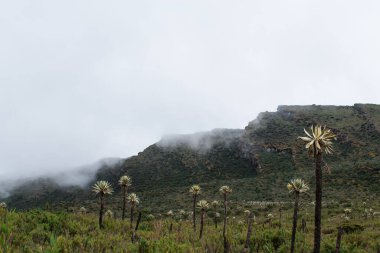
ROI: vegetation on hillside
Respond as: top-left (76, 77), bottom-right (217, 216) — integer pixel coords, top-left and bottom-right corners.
top-left (0, 197), bottom-right (379, 252)
top-left (5, 105), bottom-right (380, 213)
top-left (1, 105), bottom-right (380, 252)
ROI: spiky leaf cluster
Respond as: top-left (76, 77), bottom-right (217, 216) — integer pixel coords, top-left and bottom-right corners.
top-left (298, 125), bottom-right (336, 157)
top-left (118, 175), bottom-right (132, 187)
top-left (344, 208), bottom-right (352, 214)
top-left (211, 200), bottom-right (219, 208)
top-left (197, 200), bottom-right (209, 210)
top-left (127, 193), bottom-right (140, 205)
top-left (189, 185), bottom-right (201, 196)
top-left (179, 209), bottom-right (188, 219)
top-left (92, 181), bottom-right (113, 195)
top-left (219, 185), bottom-right (232, 195)
top-left (146, 214), bottom-right (155, 220)
top-left (105, 210), bottom-right (113, 218)
top-left (79, 207), bottom-right (87, 214)
top-left (287, 179), bottom-right (310, 194)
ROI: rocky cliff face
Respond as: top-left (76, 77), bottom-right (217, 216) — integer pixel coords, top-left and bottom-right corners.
top-left (238, 104), bottom-right (380, 174)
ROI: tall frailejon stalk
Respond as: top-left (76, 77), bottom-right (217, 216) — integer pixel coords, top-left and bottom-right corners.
top-left (219, 185), bottom-right (232, 253)
top-left (244, 210), bottom-right (251, 225)
top-left (335, 226), bottom-right (344, 253)
top-left (197, 200), bottom-right (209, 239)
top-left (189, 185), bottom-right (201, 232)
top-left (92, 181), bottom-right (113, 229)
top-left (118, 175), bottom-right (132, 220)
top-left (179, 209), bottom-right (187, 232)
top-left (266, 213), bottom-right (274, 227)
top-left (211, 200), bottom-right (219, 229)
top-left (243, 211), bottom-right (254, 253)
top-left (0, 202), bottom-right (7, 223)
top-left (299, 125), bottom-right (335, 253)
top-left (166, 210), bottom-right (174, 233)
top-left (287, 178), bottom-right (310, 253)
top-left (131, 211), bottom-right (142, 243)
top-left (127, 193), bottom-right (140, 230)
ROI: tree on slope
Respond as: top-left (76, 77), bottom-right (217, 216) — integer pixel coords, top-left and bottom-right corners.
top-left (197, 200), bottom-right (209, 239)
top-left (211, 200), bottom-right (220, 228)
top-left (119, 175), bottom-right (132, 220)
top-left (287, 178), bottom-right (310, 253)
top-left (127, 193), bottom-right (140, 230)
top-left (299, 125), bottom-right (335, 253)
top-left (189, 184), bottom-right (201, 232)
top-left (92, 181), bottom-right (113, 229)
top-left (219, 185), bottom-right (232, 253)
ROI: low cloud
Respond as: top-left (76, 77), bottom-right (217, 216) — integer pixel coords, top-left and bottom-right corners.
top-left (157, 128), bottom-right (244, 153)
top-left (0, 158), bottom-right (123, 198)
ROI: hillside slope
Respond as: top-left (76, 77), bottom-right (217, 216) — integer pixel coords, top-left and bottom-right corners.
top-left (4, 104), bottom-right (380, 214)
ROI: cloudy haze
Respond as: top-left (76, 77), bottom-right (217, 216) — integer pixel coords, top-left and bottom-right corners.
top-left (1, 0), bottom-right (379, 181)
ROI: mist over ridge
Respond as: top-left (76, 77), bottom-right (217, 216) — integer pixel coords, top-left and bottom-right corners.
top-left (3, 103), bottom-right (380, 212)
top-left (157, 128), bottom-right (244, 153)
top-left (0, 157), bottom-right (123, 198)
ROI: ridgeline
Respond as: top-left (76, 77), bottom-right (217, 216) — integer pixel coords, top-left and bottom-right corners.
top-left (4, 104), bottom-right (380, 214)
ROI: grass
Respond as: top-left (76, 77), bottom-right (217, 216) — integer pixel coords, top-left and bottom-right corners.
top-left (0, 199), bottom-right (379, 252)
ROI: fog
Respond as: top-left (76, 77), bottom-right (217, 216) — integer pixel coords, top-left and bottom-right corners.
top-left (0, 158), bottom-right (123, 197)
top-left (1, 1), bottom-right (380, 190)
top-left (157, 129), bottom-right (243, 153)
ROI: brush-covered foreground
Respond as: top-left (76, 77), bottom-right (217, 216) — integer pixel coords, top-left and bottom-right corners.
top-left (1, 201), bottom-right (379, 253)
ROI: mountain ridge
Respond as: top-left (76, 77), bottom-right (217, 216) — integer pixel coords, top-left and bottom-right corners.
top-left (3, 104), bottom-right (380, 213)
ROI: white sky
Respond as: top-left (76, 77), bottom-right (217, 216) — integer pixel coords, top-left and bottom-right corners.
top-left (1, 0), bottom-right (380, 180)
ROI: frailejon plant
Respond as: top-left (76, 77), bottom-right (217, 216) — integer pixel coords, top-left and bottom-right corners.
top-left (341, 208), bottom-right (351, 221)
top-left (146, 214), bottom-right (155, 221)
top-left (189, 185), bottom-right (201, 232)
top-left (211, 200), bottom-right (219, 229)
top-left (79, 206), bottom-right (87, 215)
top-left (364, 208), bottom-right (375, 219)
top-left (242, 211), bottom-right (254, 253)
top-left (119, 175), bottom-right (132, 220)
top-left (287, 178), bottom-right (310, 253)
top-left (335, 226), bottom-right (344, 253)
top-left (278, 204), bottom-right (283, 227)
top-left (178, 209), bottom-right (187, 232)
top-left (244, 210), bottom-right (251, 224)
top-left (166, 210), bottom-right (174, 233)
top-left (92, 181), bottom-right (113, 229)
top-left (197, 200), bottom-right (209, 239)
top-left (0, 202), bottom-right (7, 224)
top-left (219, 185), bottom-right (232, 253)
top-left (105, 210), bottom-right (114, 219)
top-left (132, 211), bottom-right (142, 243)
top-left (266, 213), bottom-right (274, 227)
top-left (179, 209), bottom-right (187, 220)
top-left (299, 125), bottom-right (335, 253)
top-left (127, 193), bottom-right (140, 230)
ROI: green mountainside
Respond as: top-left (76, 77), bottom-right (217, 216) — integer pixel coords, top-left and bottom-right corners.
top-left (4, 104), bottom-right (380, 214)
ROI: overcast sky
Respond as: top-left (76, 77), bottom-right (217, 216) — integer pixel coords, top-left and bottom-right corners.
top-left (1, 0), bottom-right (380, 181)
